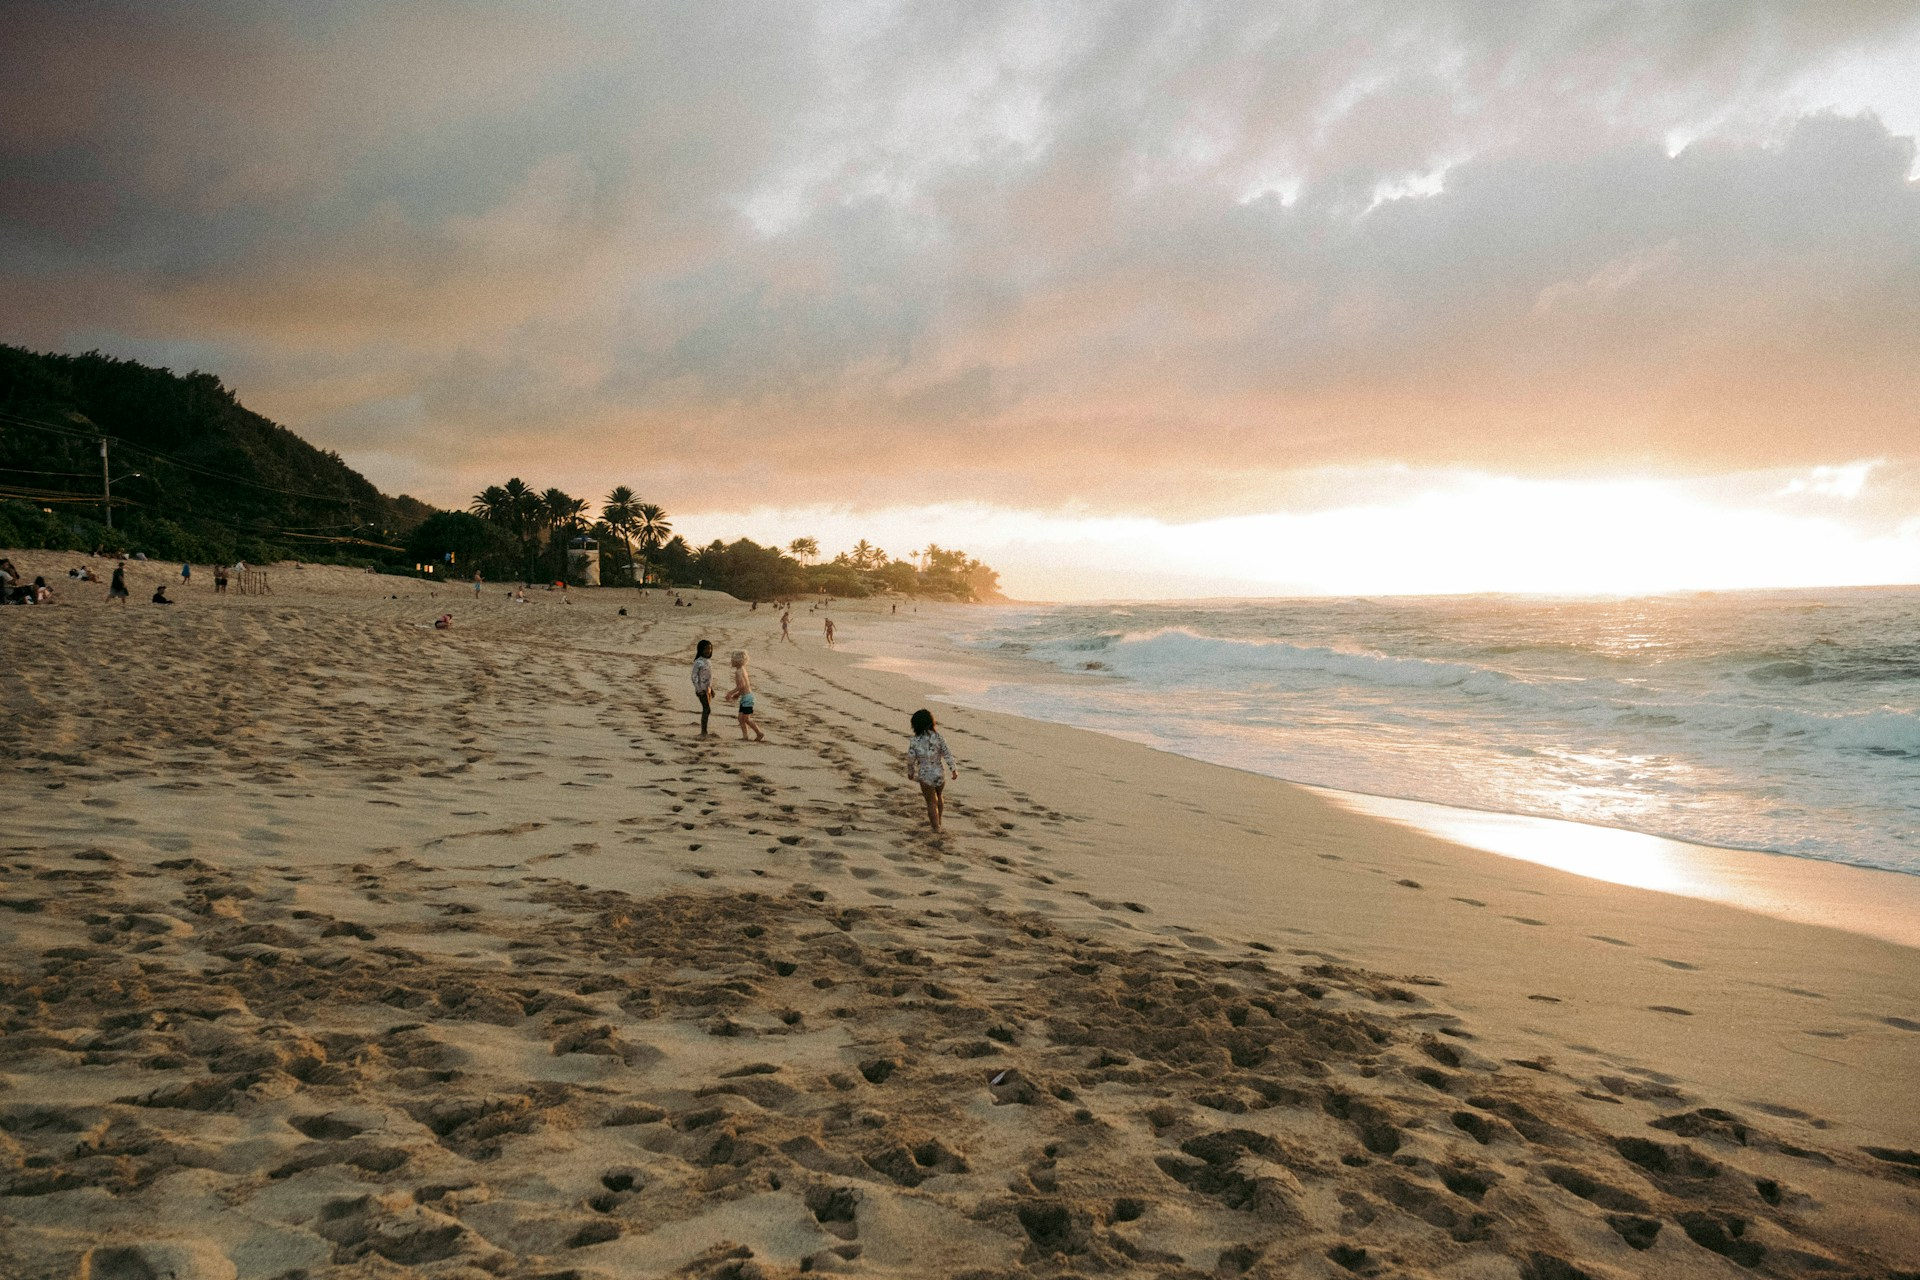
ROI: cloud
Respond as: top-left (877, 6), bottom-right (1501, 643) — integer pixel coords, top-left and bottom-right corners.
top-left (2, 0), bottom-right (1919, 524)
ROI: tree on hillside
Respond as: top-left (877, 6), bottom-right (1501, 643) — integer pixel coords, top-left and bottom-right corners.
top-left (652, 533), bottom-right (692, 584)
top-left (407, 511), bottom-right (518, 579)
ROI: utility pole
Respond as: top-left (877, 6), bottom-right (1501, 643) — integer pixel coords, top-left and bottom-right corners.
top-left (100, 438), bottom-right (112, 530)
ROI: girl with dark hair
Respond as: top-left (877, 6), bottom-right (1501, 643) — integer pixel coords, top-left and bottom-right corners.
top-left (692, 640), bottom-right (715, 736)
top-left (905, 709), bottom-right (959, 832)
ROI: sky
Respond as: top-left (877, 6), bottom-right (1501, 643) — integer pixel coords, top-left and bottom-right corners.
top-left (3, 1), bottom-right (1919, 598)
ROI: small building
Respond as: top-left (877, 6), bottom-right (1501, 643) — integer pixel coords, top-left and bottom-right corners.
top-left (566, 536), bottom-right (601, 587)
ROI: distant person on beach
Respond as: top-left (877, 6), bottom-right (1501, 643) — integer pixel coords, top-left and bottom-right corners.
top-left (824, 617), bottom-right (836, 647)
top-left (780, 610), bottom-right (793, 644)
top-left (433, 613), bottom-right (453, 630)
top-left (472, 571), bottom-right (483, 597)
top-left (180, 563), bottom-right (191, 587)
top-left (722, 650), bottom-right (767, 742)
top-left (151, 584), bottom-right (173, 605)
top-left (905, 709), bottom-right (959, 833)
top-left (692, 639), bottom-right (715, 736)
top-left (214, 564), bottom-right (228, 594)
top-left (108, 563), bottom-right (129, 604)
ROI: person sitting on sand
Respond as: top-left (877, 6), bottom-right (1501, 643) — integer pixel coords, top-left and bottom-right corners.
top-left (721, 650), bottom-right (767, 742)
top-left (905, 709), bottom-right (959, 833)
top-left (433, 613), bottom-right (453, 630)
top-left (31, 576), bottom-right (52, 604)
top-left (151, 584), bottom-right (173, 605)
top-left (692, 640), bottom-right (715, 736)
top-left (108, 563), bottom-right (129, 604)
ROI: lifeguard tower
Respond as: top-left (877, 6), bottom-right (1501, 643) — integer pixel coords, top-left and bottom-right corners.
top-left (566, 535), bottom-right (601, 587)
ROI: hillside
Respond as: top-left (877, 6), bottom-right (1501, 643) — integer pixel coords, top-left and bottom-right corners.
top-left (0, 346), bottom-right (433, 563)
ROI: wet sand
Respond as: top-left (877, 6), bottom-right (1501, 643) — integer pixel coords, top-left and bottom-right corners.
top-left (2, 555), bottom-right (1917, 1279)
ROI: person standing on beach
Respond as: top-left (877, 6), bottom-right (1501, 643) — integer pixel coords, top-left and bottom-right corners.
top-left (692, 639), bottom-right (715, 737)
top-left (824, 617), bottom-right (836, 647)
top-left (780, 610), bottom-right (794, 644)
top-left (214, 564), bottom-right (228, 595)
top-left (107, 562), bottom-right (129, 604)
top-left (722, 650), bottom-right (767, 742)
top-left (472, 571), bottom-right (483, 597)
top-left (180, 562), bottom-right (191, 588)
top-left (905, 709), bottom-right (959, 833)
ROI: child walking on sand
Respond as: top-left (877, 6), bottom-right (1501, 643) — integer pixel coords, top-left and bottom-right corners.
top-left (722, 650), bottom-right (767, 742)
top-left (905, 709), bottom-right (959, 832)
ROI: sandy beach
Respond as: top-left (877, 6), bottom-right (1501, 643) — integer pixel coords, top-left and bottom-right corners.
top-left (3, 556), bottom-right (1917, 1280)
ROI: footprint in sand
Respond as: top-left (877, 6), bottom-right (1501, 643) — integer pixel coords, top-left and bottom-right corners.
top-left (1883, 1016), bottom-right (1920, 1032)
top-left (1654, 959), bottom-right (1700, 970)
top-left (1590, 935), bottom-right (1635, 947)
top-left (1648, 1005), bottom-right (1693, 1016)
top-left (1505, 916), bottom-right (1548, 927)
top-left (1451, 897), bottom-right (1485, 907)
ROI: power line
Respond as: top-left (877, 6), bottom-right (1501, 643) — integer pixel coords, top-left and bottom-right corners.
top-left (0, 465), bottom-right (102, 478)
top-left (0, 408), bottom-right (371, 506)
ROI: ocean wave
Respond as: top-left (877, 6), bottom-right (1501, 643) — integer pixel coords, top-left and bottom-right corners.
top-left (951, 591), bottom-right (1920, 873)
top-left (1031, 627), bottom-right (1531, 693)
top-left (996, 626), bottom-right (1920, 756)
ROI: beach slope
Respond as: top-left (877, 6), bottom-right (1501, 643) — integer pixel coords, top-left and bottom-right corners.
top-left (2, 558), bottom-right (1916, 1279)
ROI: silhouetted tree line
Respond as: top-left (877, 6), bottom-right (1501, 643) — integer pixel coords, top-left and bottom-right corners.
top-left (423, 480), bottom-right (1001, 601)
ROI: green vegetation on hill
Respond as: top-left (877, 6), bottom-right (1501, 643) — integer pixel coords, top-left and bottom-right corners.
top-left (0, 346), bottom-right (431, 563)
top-left (0, 346), bottom-right (1006, 600)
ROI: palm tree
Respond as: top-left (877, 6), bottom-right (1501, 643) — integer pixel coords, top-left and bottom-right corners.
top-left (788, 536), bottom-right (819, 564)
top-left (493, 478), bottom-right (538, 578)
top-left (603, 486), bottom-right (640, 586)
top-left (634, 503), bottom-right (672, 584)
top-left (470, 485), bottom-right (510, 522)
top-left (540, 488), bottom-right (586, 580)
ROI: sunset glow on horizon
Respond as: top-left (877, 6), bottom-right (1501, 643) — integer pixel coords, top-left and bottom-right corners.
top-left (4, 2), bottom-right (1918, 597)
top-left (672, 463), bottom-right (1920, 601)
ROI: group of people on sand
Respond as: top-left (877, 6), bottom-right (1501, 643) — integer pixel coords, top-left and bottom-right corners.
top-left (774, 607), bottom-right (834, 646)
top-left (1, 558), bottom-right (53, 605)
top-left (690, 639), bottom-right (959, 831)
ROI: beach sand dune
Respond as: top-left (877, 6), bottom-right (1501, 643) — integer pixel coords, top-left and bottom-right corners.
top-left (2, 558), bottom-right (1916, 1278)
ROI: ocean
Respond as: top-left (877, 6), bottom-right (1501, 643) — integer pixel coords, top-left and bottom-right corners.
top-left (928, 588), bottom-right (1920, 877)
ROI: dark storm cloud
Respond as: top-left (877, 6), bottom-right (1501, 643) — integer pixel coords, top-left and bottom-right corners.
top-left (2, 0), bottom-right (1917, 513)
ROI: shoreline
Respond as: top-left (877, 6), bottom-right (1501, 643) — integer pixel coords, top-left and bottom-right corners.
top-left (3, 556), bottom-right (1918, 1278)
top-left (841, 611), bottom-right (1920, 952)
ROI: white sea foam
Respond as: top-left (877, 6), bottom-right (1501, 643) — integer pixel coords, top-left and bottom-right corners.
top-left (941, 589), bottom-right (1920, 874)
